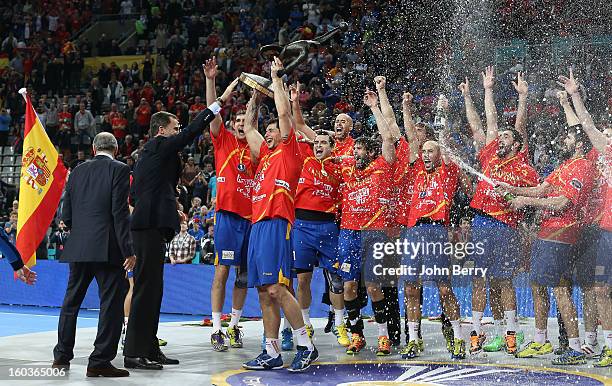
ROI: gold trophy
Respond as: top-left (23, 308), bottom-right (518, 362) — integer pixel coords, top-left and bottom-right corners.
top-left (239, 22), bottom-right (349, 98)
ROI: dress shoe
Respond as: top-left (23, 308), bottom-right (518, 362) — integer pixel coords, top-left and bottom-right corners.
top-left (124, 357), bottom-right (163, 370)
top-left (86, 365), bottom-right (129, 377)
top-left (52, 360), bottom-right (70, 370)
top-left (155, 352), bottom-right (179, 365)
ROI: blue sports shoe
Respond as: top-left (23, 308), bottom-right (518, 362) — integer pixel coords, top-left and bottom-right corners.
top-left (287, 345), bottom-right (319, 372)
top-left (552, 349), bottom-right (586, 365)
top-left (281, 328), bottom-right (294, 351)
top-left (242, 351), bottom-right (284, 370)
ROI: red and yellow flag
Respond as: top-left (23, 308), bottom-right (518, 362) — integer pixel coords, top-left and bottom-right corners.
top-left (16, 88), bottom-right (68, 268)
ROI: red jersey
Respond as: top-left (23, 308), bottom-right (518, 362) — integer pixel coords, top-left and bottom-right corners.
top-left (538, 156), bottom-right (596, 244)
top-left (251, 129), bottom-right (303, 224)
top-left (211, 123), bottom-right (255, 220)
top-left (599, 145), bottom-right (612, 231)
top-left (407, 159), bottom-right (459, 227)
top-left (471, 138), bottom-right (539, 227)
top-left (58, 111), bottom-right (72, 130)
top-left (295, 145), bottom-right (341, 214)
top-left (111, 116), bottom-right (127, 139)
top-left (394, 138), bottom-right (417, 226)
top-left (333, 136), bottom-right (355, 157)
top-left (340, 156), bottom-right (394, 230)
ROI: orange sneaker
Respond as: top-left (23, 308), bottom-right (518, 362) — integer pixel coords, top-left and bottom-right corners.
top-left (469, 331), bottom-right (485, 355)
top-left (505, 331), bottom-right (518, 355)
top-left (346, 333), bottom-right (366, 355)
top-left (377, 335), bottom-right (391, 356)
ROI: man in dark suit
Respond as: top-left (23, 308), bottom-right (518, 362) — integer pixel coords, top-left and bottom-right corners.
top-left (53, 132), bottom-right (136, 378)
top-left (123, 78), bottom-right (238, 370)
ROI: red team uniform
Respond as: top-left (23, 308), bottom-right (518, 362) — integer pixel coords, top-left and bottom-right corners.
top-left (470, 138), bottom-right (539, 278)
top-left (247, 129), bottom-right (303, 287)
top-left (211, 122), bottom-right (255, 267)
top-left (531, 156), bottom-right (596, 286)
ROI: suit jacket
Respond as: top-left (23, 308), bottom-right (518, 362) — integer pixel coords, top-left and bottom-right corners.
top-left (130, 108), bottom-right (216, 239)
top-left (61, 155), bottom-right (133, 265)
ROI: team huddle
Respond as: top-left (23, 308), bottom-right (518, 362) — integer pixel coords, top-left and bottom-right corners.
top-left (204, 58), bottom-right (612, 372)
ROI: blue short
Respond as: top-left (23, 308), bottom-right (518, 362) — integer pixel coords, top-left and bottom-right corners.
top-left (401, 224), bottom-right (450, 283)
top-left (247, 218), bottom-right (294, 288)
top-left (360, 230), bottom-right (394, 284)
top-left (338, 229), bottom-right (362, 281)
top-left (471, 214), bottom-right (519, 279)
top-left (595, 229), bottom-right (612, 285)
top-left (572, 225), bottom-right (600, 285)
top-left (530, 238), bottom-right (573, 286)
top-left (214, 210), bottom-right (251, 267)
top-left (292, 219), bottom-right (339, 273)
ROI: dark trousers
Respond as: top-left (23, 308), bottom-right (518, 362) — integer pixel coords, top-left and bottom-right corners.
top-left (53, 262), bottom-right (126, 368)
top-left (123, 229), bottom-right (165, 359)
top-left (382, 286), bottom-right (401, 345)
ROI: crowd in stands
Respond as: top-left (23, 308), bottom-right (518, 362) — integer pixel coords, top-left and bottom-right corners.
top-left (0, 0), bottom-right (610, 264)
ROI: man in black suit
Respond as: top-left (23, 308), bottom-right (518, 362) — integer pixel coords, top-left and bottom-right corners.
top-left (123, 78), bottom-right (238, 370)
top-left (53, 132), bottom-right (136, 378)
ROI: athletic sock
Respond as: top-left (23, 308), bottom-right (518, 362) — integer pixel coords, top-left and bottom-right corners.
top-left (504, 310), bottom-right (517, 333)
top-left (450, 320), bottom-right (462, 340)
top-left (124, 316), bottom-right (129, 325)
top-left (472, 311), bottom-right (483, 334)
top-left (229, 308), bottom-right (242, 328)
top-left (535, 329), bottom-right (547, 344)
top-left (265, 338), bottom-right (281, 358)
top-left (334, 308), bottom-right (345, 326)
top-left (301, 308), bottom-right (311, 327)
top-left (408, 321), bottom-right (419, 342)
top-left (372, 300), bottom-right (388, 336)
top-left (585, 331), bottom-right (597, 346)
top-left (494, 319), bottom-right (504, 337)
top-left (568, 337), bottom-right (581, 352)
top-left (295, 326), bottom-right (314, 350)
top-left (212, 312), bottom-right (222, 333)
top-left (345, 298), bottom-right (363, 335)
top-left (604, 330), bottom-right (612, 348)
top-left (283, 316), bottom-right (291, 331)
top-left (329, 304), bottom-right (334, 312)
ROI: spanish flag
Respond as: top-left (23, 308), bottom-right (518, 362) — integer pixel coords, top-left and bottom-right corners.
top-left (16, 88), bottom-right (68, 268)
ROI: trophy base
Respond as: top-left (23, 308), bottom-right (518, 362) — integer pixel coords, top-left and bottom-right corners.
top-left (239, 73), bottom-right (274, 98)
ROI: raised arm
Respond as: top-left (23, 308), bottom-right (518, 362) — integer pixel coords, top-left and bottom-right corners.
top-left (401, 92), bottom-right (419, 163)
top-left (459, 77), bottom-right (485, 150)
top-left (482, 66), bottom-right (498, 144)
top-left (558, 68), bottom-right (608, 154)
top-left (364, 89), bottom-right (396, 165)
top-left (557, 91), bottom-right (580, 127)
top-left (270, 57), bottom-right (292, 139)
top-left (243, 92), bottom-right (264, 160)
top-left (204, 57), bottom-right (221, 136)
top-left (512, 72), bottom-right (529, 149)
top-left (375, 76), bottom-right (401, 140)
top-left (290, 82), bottom-right (316, 141)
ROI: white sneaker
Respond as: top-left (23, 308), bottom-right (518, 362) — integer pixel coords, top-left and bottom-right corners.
top-left (581, 342), bottom-right (600, 359)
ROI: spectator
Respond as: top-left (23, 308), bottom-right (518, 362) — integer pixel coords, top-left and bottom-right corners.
top-left (4, 211), bottom-right (18, 245)
top-left (120, 134), bottom-right (135, 158)
top-left (192, 172), bottom-right (208, 202)
top-left (134, 98), bottom-right (152, 137)
top-left (73, 102), bottom-right (95, 147)
top-left (181, 156), bottom-right (200, 191)
top-left (168, 220), bottom-right (196, 265)
top-left (188, 220), bottom-right (205, 252)
top-left (188, 197), bottom-right (202, 218)
top-left (0, 108), bottom-right (11, 146)
top-left (105, 74), bottom-right (124, 105)
top-left (49, 220), bottom-right (70, 259)
top-left (207, 173), bottom-right (217, 206)
top-left (69, 150), bottom-right (87, 170)
top-left (111, 112), bottom-right (128, 141)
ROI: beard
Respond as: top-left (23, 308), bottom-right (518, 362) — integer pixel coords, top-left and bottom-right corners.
top-left (355, 155), bottom-right (371, 169)
top-left (496, 144), bottom-right (511, 158)
top-left (560, 144), bottom-right (575, 160)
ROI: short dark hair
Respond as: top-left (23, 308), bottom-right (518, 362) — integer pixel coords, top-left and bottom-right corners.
top-left (149, 111), bottom-right (177, 137)
top-left (504, 127), bottom-right (524, 149)
top-left (567, 124), bottom-right (593, 154)
top-left (232, 109), bottom-right (246, 121)
top-left (354, 136), bottom-right (379, 155)
top-left (265, 118), bottom-right (279, 130)
top-left (315, 130), bottom-right (335, 148)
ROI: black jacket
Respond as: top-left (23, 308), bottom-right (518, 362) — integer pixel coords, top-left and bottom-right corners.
top-left (61, 155), bottom-right (133, 265)
top-left (130, 108), bottom-right (216, 239)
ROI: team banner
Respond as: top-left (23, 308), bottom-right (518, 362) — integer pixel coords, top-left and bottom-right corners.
top-left (16, 88), bottom-right (68, 268)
